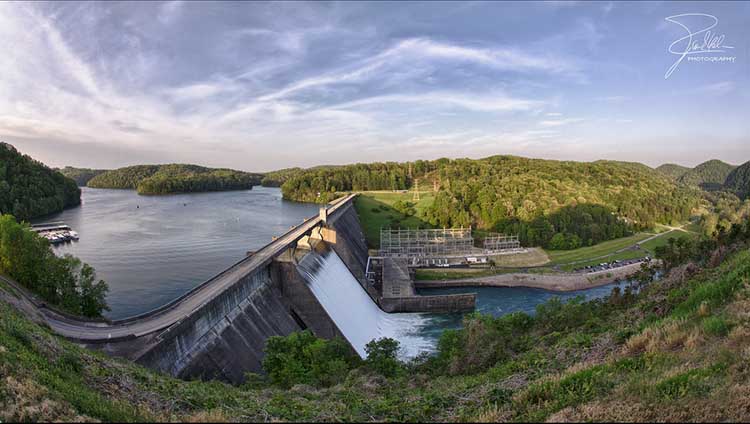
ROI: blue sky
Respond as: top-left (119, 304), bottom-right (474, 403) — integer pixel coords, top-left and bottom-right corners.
top-left (1, 1), bottom-right (748, 171)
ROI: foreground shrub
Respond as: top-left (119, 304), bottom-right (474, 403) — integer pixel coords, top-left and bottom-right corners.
top-left (365, 337), bottom-right (402, 377)
top-left (263, 331), bottom-right (358, 388)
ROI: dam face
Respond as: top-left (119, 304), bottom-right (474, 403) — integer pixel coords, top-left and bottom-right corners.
top-left (131, 198), bottom-right (369, 383)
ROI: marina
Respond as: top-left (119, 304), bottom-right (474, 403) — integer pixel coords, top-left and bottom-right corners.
top-left (31, 223), bottom-right (79, 244)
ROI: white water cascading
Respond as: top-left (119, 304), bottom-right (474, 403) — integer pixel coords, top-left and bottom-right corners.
top-left (296, 248), bottom-right (435, 359)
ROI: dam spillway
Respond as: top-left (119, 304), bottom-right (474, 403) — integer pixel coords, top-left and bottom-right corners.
top-left (296, 247), bottom-right (434, 358)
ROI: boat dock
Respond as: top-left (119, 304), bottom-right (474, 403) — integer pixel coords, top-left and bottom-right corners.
top-left (31, 222), bottom-right (79, 245)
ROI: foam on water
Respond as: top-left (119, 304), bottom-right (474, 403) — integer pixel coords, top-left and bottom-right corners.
top-left (296, 248), bottom-right (435, 359)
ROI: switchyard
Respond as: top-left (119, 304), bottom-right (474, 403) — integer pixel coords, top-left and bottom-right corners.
top-left (367, 227), bottom-right (524, 312)
top-left (377, 227), bottom-right (522, 260)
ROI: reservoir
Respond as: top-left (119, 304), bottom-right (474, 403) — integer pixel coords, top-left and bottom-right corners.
top-left (38, 187), bottom-right (318, 319)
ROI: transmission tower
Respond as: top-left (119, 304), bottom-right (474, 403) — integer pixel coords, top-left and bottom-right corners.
top-left (412, 178), bottom-right (420, 201)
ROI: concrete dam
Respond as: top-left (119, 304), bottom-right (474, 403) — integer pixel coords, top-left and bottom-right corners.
top-left (2, 193), bottom-right (473, 384)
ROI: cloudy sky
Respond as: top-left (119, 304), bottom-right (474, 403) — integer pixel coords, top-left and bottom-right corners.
top-left (1, 1), bottom-right (748, 171)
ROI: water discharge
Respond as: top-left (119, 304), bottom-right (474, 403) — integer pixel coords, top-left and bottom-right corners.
top-left (296, 247), bottom-right (434, 359)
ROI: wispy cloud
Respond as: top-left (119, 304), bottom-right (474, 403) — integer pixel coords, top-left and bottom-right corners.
top-left (538, 118), bottom-right (584, 127)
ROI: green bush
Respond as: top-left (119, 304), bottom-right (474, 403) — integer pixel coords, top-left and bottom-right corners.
top-left (365, 337), bottom-right (402, 377)
top-left (262, 331), bottom-right (358, 388)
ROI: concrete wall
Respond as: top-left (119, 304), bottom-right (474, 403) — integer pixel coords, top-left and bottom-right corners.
top-left (323, 201), bottom-right (370, 280)
top-left (380, 293), bottom-right (476, 313)
top-left (135, 267), bottom-right (302, 382)
top-left (133, 202), bottom-right (364, 384)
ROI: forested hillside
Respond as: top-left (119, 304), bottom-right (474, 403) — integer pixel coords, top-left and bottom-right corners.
top-left (677, 159), bottom-right (736, 191)
top-left (260, 167), bottom-right (304, 187)
top-left (87, 164), bottom-right (264, 195)
top-left (724, 160), bottom-right (750, 200)
top-left (57, 167), bottom-right (107, 186)
top-left (425, 156), bottom-right (698, 248)
top-left (281, 160), bottom-right (440, 202)
top-left (283, 156), bottom-right (699, 249)
top-left (656, 163), bottom-right (691, 180)
top-left (0, 143), bottom-right (80, 221)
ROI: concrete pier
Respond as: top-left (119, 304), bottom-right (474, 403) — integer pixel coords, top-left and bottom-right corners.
top-left (378, 257), bottom-right (475, 313)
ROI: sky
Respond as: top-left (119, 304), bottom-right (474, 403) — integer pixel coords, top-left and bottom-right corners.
top-left (0, 1), bottom-right (748, 171)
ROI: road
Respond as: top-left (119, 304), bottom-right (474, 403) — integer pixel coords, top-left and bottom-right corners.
top-left (2, 194), bottom-right (357, 342)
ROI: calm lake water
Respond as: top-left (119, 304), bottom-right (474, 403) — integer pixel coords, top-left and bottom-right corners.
top-left (36, 187), bottom-right (319, 319)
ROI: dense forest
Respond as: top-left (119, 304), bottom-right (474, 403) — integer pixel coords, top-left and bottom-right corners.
top-left (281, 160), bottom-right (441, 202)
top-left (0, 143), bottom-right (80, 221)
top-left (423, 157), bottom-right (698, 248)
top-left (655, 163), bottom-right (691, 180)
top-left (87, 164), bottom-right (264, 195)
top-left (697, 190), bottom-right (750, 237)
top-left (677, 159), bottom-right (736, 191)
top-left (283, 156), bottom-right (699, 249)
top-left (57, 166), bottom-right (107, 186)
top-left (724, 160), bottom-right (750, 200)
top-left (260, 167), bottom-right (304, 187)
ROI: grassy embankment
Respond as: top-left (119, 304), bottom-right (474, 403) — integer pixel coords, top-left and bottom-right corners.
top-left (353, 191), bottom-right (435, 248)
top-left (2, 247), bottom-right (750, 422)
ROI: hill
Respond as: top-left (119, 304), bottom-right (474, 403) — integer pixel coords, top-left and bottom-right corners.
top-left (87, 164), bottom-right (264, 195)
top-left (724, 160), bottom-right (750, 199)
top-left (656, 163), bottom-right (691, 180)
top-left (57, 167), bottom-right (107, 186)
top-left (677, 159), bottom-right (736, 191)
top-left (282, 156), bottom-right (700, 249)
top-left (260, 167), bottom-right (304, 187)
top-left (0, 143), bottom-right (80, 221)
top-left (1, 221), bottom-right (750, 422)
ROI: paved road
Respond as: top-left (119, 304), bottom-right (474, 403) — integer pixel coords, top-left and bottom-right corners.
top-left (5, 194), bottom-right (357, 342)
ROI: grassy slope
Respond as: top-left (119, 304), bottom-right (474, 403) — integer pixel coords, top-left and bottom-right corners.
top-left (353, 191), bottom-right (435, 248)
top-left (2, 248), bottom-right (750, 422)
top-left (546, 233), bottom-right (654, 264)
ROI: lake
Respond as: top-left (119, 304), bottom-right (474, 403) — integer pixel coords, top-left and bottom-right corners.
top-left (36, 187), bottom-right (319, 319)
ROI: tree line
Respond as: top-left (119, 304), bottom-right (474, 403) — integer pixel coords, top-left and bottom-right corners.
top-left (281, 160), bottom-right (440, 202)
top-left (87, 164), bottom-right (264, 195)
top-left (57, 166), bottom-right (107, 186)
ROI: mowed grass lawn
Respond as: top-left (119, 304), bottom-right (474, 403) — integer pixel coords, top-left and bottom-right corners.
top-left (550, 229), bottom-right (697, 271)
top-left (546, 233), bottom-right (653, 265)
top-left (354, 191), bottom-right (435, 248)
top-left (640, 229), bottom-right (694, 252)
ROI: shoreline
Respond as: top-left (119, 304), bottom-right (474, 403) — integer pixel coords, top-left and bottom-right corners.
top-left (414, 261), bottom-right (647, 292)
